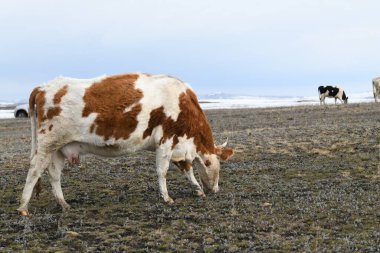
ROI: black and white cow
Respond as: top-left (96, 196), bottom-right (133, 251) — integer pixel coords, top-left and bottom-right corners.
top-left (318, 86), bottom-right (348, 105)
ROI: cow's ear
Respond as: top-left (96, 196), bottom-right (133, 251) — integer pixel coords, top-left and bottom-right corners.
top-left (215, 147), bottom-right (234, 160)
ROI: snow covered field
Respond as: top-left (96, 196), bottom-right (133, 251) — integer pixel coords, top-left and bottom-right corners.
top-left (199, 92), bottom-right (374, 110)
top-left (0, 92), bottom-right (375, 118)
top-left (0, 110), bottom-right (14, 119)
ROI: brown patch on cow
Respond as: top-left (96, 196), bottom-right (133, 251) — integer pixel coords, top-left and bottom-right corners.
top-left (45, 85), bottom-right (68, 120)
top-left (143, 89), bottom-right (215, 154)
top-left (49, 124), bottom-right (53, 131)
top-left (46, 107), bottom-right (62, 120)
top-left (39, 129), bottom-right (46, 134)
top-left (143, 106), bottom-right (174, 142)
top-left (34, 89), bottom-right (47, 128)
top-left (30, 85), bottom-right (68, 128)
top-left (53, 85), bottom-right (68, 104)
top-left (174, 161), bottom-right (192, 172)
top-left (215, 147), bottom-right (234, 160)
top-left (82, 74), bottom-right (143, 141)
top-left (205, 160), bottom-right (211, 167)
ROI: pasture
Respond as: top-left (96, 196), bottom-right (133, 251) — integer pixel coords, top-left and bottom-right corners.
top-left (0, 103), bottom-right (379, 252)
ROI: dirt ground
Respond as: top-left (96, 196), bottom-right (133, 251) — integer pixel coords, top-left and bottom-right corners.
top-left (0, 103), bottom-right (379, 252)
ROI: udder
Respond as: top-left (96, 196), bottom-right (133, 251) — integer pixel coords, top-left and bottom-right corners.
top-left (60, 142), bottom-right (83, 166)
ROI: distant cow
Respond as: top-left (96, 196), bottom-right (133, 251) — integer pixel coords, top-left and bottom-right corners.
top-left (373, 77), bottom-right (380, 103)
top-left (18, 73), bottom-right (234, 216)
top-left (318, 86), bottom-right (348, 105)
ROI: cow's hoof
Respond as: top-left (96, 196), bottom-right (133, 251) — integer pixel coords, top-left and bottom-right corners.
top-left (165, 197), bottom-right (174, 205)
top-left (59, 200), bottom-right (71, 211)
top-left (196, 191), bottom-right (206, 198)
top-left (18, 209), bottom-right (29, 216)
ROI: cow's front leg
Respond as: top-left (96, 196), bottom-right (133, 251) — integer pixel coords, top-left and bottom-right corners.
top-left (184, 167), bottom-right (205, 197)
top-left (321, 95), bottom-right (326, 105)
top-left (156, 146), bottom-right (174, 204)
top-left (174, 161), bottom-right (205, 197)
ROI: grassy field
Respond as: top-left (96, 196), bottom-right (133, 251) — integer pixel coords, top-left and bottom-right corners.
top-left (0, 103), bottom-right (379, 252)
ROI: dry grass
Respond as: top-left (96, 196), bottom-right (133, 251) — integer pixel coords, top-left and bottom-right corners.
top-left (0, 103), bottom-right (379, 252)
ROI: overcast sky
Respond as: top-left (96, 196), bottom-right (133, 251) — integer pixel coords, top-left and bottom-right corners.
top-left (0, 0), bottom-right (379, 101)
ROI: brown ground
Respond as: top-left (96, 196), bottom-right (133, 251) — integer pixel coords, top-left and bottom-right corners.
top-left (0, 103), bottom-right (379, 252)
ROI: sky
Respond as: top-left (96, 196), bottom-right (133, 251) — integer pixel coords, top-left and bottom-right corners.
top-left (0, 0), bottom-right (379, 101)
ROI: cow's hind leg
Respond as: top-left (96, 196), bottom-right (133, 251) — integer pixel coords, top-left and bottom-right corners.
top-left (48, 151), bottom-right (70, 211)
top-left (18, 152), bottom-right (53, 215)
top-left (156, 146), bottom-right (174, 204)
top-left (34, 178), bottom-right (42, 199)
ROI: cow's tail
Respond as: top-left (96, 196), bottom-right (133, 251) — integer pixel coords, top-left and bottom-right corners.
top-left (28, 87), bottom-right (44, 198)
top-left (29, 87), bottom-right (40, 159)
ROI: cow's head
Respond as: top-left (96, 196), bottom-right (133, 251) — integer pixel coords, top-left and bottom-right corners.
top-left (342, 91), bottom-right (348, 104)
top-left (194, 140), bottom-right (234, 193)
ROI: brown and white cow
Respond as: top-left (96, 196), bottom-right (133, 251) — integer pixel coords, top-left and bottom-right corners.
top-left (18, 73), bottom-right (234, 215)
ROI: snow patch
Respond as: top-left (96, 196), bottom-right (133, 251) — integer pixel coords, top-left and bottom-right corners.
top-left (0, 110), bottom-right (14, 119)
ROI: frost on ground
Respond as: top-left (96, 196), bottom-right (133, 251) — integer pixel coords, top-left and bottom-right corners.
top-left (0, 103), bottom-right (379, 252)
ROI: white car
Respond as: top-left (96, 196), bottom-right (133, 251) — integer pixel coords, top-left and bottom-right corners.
top-left (14, 103), bottom-right (29, 118)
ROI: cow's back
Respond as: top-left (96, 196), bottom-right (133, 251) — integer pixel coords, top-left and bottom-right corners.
top-left (34, 73), bottom-right (206, 152)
